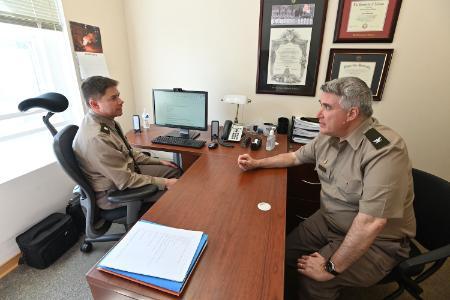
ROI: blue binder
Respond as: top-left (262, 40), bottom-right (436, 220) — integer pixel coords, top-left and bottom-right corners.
top-left (97, 222), bottom-right (208, 296)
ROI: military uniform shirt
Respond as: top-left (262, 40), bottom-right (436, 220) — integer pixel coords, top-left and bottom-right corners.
top-left (73, 111), bottom-right (166, 194)
top-left (295, 118), bottom-right (416, 241)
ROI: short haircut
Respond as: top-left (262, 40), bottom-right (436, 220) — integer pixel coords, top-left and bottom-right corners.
top-left (320, 77), bottom-right (373, 117)
top-left (81, 76), bottom-right (118, 106)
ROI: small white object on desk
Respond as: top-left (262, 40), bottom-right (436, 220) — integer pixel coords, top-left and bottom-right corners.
top-left (257, 202), bottom-right (272, 211)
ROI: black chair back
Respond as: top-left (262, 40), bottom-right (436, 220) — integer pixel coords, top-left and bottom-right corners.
top-left (53, 125), bottom-right (111, 238)
top-left (412, 168), bottom-right (450, 250)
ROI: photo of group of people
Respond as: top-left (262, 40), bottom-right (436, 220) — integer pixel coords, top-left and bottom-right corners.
top-left (271, 4), bottom-right (315, 26)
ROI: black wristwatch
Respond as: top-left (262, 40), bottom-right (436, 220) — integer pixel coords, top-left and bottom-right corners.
top-left (325, 259), bottom-right (340, 276)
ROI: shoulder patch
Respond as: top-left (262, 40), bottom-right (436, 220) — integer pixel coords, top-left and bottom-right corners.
top-left (364, 128), bottom-right (390, 150)
top-left (100, 123), bottom-right (110, 135)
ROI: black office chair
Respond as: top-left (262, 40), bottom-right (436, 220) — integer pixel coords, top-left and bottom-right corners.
top-left (381, 168), bottom-right (450, 300)
top-left (19, 93), bottom-right (158, 252)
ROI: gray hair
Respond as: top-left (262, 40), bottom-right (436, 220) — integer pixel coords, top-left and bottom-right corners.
top-left (320, 77), bottom-right (373, 117)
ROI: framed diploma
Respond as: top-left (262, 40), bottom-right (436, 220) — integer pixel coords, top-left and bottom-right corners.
top-left (326, 48), bottom-right (393, 101)
top-left (334, 0), bottom-right (402, 43)
top-left (256, 0), bottom-right (328, 96)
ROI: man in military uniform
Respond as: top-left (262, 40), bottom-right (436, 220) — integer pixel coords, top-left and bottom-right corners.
top-left (73, 76), bottom-right (181, 210)
top-left (237, 77), bottom-right (416, 299)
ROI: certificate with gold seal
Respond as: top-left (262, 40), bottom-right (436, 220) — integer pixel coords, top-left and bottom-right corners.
top-left (326, 49), bottom-right (393, 101)
top-left (334, 0), bottom-right (402, 43)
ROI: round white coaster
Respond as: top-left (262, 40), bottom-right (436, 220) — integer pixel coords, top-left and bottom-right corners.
top-left (257, 202), bottom-right (271, 211)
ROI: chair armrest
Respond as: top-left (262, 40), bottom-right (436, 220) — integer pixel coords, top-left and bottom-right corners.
top-left (399, 244), bottom-right (450, 271)
top-left (107, 184), bottom-right (158, 203)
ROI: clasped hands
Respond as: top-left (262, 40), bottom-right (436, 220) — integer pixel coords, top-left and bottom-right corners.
top-left (297, 252), bottom-right (335, 282)
top-left (237, 154), bottom-right (259, 171)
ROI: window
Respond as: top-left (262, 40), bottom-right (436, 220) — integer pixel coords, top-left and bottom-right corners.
top-left (0, 0), bottom-right (83, 183)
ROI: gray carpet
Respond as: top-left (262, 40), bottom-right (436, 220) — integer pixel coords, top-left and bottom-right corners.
top-left (1, 225), bottom-right (449, 299)
top-left (0, 225), bottom-right (123, 300)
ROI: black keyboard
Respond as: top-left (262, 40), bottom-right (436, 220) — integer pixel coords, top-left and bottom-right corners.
top-left (151, 136), bottom-right (206, 148)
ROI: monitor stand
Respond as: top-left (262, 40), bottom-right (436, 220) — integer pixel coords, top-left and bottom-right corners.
top-left (165, 129), bottom-right (200, 140)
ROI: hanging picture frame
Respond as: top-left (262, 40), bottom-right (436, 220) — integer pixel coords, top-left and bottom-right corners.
top-left (325, 48), bottom-right (393, 101)
top-left (256, 0), bottom-right (328, 96)
top-left (334, 0), bottom-right (402, 43)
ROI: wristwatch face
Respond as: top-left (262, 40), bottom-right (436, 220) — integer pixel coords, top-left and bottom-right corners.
top-left (325, 260), bottom-right (339, 275)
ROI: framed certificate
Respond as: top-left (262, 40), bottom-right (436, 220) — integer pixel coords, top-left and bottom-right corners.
top-left (256, 0), bottom-right (328, 96)
top-left (334, 0), bottom-right (402, 43)
top-left (326, 48), bottom-right (393, 101)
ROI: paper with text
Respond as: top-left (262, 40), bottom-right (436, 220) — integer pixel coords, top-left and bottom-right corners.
top-left (100, 221), bottom-right (203, 282)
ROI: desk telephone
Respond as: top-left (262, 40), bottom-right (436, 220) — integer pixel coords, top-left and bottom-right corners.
top-left (222, 120), bottom-right (244, 142)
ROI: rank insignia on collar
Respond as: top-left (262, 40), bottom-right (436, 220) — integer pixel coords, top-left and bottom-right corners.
top-left (100, 123), bottom-right (110, 134)
top-left (365, 128), bottom-right (389, 150)
top-left (318, 164), bottom-right (326, 173)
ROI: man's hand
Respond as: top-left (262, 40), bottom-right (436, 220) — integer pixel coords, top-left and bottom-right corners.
top-left (237, 154), bottom-right (259, 171)
top-left (165, 178), bottom-right (178, 189)
top-left (160, 160), bottom-right (179, 169)
top-left (297, 252), bottom-right (334, 282)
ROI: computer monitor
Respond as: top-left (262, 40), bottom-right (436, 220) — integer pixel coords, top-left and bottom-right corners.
top-left (152, 89), bottom-right (208, 139)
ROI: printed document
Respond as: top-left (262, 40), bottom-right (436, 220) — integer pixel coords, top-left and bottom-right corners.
top-left (100, 221), bottom-right (203, 282)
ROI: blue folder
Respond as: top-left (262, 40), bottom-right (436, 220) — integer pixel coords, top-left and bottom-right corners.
top-left (97, 222), bottom-right (208, 296)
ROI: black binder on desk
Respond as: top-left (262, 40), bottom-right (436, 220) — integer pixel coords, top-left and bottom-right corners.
top-left (97, 221), bottom-right (208, 296)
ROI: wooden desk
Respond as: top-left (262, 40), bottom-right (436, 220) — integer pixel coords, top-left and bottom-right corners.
top-left (86, 127), bottom-right (288, 299)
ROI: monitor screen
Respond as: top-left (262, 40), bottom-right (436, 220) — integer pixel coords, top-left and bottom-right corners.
top-left (152, 89), bottom-right (208, 138)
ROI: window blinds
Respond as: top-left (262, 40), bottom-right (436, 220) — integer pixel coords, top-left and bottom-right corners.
top-left (0, 0), bottom-right (62, 31)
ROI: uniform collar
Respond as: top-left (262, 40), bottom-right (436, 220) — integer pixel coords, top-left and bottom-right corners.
top-left (343, 117), bottom-right (375, 150)
top-left (88, 110), bottom-right (116, 129)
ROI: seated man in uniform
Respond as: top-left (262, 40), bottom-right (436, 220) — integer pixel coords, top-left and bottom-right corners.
top-left (73, 76), bottom-right (181, 210)
top-left (237, 77), bottom-right (416, 299)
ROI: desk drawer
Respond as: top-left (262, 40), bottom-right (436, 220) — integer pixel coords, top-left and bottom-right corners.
top-left (287, 164), bottom-right (320, 201)
top-left (286, 196), bottom-right (320, 234)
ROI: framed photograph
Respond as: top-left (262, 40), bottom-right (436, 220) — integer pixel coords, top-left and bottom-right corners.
top-left (334, 0), bottom-right (402, 43)
top-left (256, 0), bottom-right (328, 96)
top-left (326, 48), bottom-right (393, 101)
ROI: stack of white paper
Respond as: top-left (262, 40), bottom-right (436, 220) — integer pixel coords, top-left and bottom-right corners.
top-left (291, 116), bottom-right (320, 144)
top-left (100, 221), bottom-right (203, 282)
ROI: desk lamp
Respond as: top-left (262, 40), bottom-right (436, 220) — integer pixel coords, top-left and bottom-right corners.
top-left (221, 94), bottom-right (251, 124)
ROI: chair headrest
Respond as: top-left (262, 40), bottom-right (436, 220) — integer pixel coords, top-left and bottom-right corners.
top-left (18, 92), bottom-right (69, 113)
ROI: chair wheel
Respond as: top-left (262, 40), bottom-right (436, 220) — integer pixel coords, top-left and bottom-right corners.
top-left (80, 241), bottom-right (93, 253)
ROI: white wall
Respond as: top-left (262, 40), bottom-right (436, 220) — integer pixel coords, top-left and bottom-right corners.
top-left (124, 0), bottom-right (450, 180)
top-left (61, 0), bottom-right (137, 132)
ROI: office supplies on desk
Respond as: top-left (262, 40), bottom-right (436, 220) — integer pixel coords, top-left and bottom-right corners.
top-left (222, 120), bottom-right (244, 142)
top-left (251, 138), bottom-right (262, 150)
top-left (208, 142), bottom-right (218, 149)
top-left (291, 116), bottom-right (320, 144)
top-left (133, 115), bottom-right (141, 132)
top-left (97, 220), bottom-right (208, 296)
top-left (211, 120), bottom-right (219, 140)
top-left (240, 134), bottom-right (251, 148)
top-left (152, 135), bottom-right (206, 148)
top-left (277, 117), bottom-right (289, 134)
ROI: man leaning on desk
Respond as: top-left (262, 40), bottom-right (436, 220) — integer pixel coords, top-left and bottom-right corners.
top-left (73, 76), bottom-right (181, 210)
top-left (238, 77), bottom-right (416, 300)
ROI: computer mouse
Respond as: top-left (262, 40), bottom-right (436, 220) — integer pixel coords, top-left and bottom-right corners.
top-left (208, 142), bottom-right (218, 149)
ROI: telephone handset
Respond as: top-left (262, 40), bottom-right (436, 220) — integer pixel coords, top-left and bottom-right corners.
top-left (222, 120), bottom-right (244, 142)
